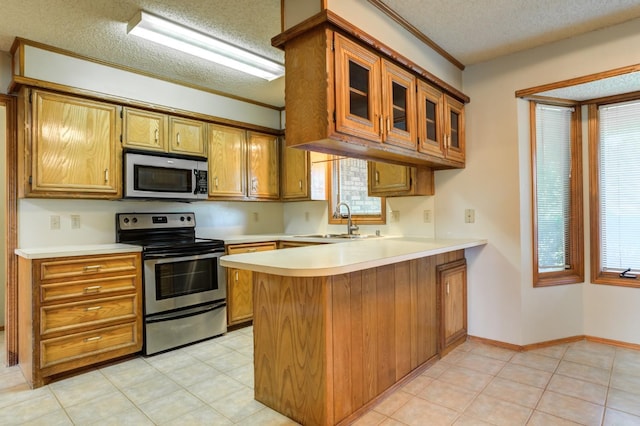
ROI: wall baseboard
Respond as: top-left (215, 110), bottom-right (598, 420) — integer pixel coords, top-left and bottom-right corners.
top-left (468, 334), bottom-right (640, 352)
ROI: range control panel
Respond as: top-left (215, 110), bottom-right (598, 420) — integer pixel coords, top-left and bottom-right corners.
top-left (116, 212), bottom-right (196, 230)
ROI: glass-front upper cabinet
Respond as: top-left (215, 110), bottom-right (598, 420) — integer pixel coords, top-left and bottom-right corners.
top-left (444, 95), bottom-right (465, 163)
top-left (381, 60), bottom-right (416, 150)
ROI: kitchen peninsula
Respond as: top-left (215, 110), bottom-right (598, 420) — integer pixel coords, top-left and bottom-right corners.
top-left (220, 237), bottom-right (486, 425)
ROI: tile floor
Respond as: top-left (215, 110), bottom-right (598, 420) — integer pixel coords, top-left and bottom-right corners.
top-left (2, 328), bottom-right (640, 425)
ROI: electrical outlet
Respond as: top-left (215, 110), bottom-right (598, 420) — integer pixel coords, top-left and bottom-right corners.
top-left (50, 215), bottom-right (60, 230)
top-left (423, 209), bottom-right (432, 223)
top-left (252, 212), bottom-right (259, 222)
top-left (390, 210), bottom-right (400, 222)
top-left (465, 209), bottom-right (475, 223)
top-left (71, 214), bottom-right (81, 229)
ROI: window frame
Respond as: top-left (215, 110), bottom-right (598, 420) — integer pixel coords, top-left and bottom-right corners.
top-left (530, 101), bottom-right (584, 287)
top-left (588, 97), bottom-right (640, 288)
top-left (327, 156), bottom-right (386, 226)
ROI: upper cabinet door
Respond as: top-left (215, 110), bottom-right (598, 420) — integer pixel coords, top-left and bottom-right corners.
top-left (281, 143), bottom-right (309, 200)
top-left (444, 95), bottom-right (465, 164)
top-left (417, 81), bottom-right (445, 158)
top-left (247, 132), bottom-right (280, 199)
top-left (334, 33), bottom-right (382, 143)
top-left (122, 107), bottom-right (167, 152)
top-left (381, 60), bottom-right (416, 150)
top-left (208, 124), bottom-right (246, 198)
top-left (168, 117), bottom-right (207, 156)
top-left (31, 90), bottom-right (121, 196)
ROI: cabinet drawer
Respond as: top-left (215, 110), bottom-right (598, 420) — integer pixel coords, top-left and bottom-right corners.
top-left (39, 254), bottom-right (139, 281)
top-left (227, 242), bottom-right (277, 255)
top-left (40, 275), bottom-right (138, 303)
top-left (40, 322), bottom-right (138, 369)
top-left (40, 295), bottom-right (139, 336)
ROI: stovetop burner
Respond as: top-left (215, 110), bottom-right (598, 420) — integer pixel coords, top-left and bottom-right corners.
top-left (115, 212), bottom-right (225, 253)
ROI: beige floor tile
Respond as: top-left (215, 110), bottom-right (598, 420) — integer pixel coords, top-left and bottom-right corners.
top-left (455, 353), bottom-right (507, 375)
top-left (209, 387), bottom-right (266, 422)
top-left (88, 407), bottom-right (154, 426)
top-left (391, 396), bottom-right (459, 426)
top-left (606, 387), bottom-right (640, 417)
top-left (0, 392), bottom-right (61, 424)
top-left (187, 373), bottom-right (246, 404)
top-left (351, 409), bottom-right (388, 426)
top-left (235, 406), bottom-right (301, 425)
top-left (204, 351), bottom-right (253, 372)
top-left (613, 357), bottom-right (640, 377)
top-left (481, 377), bottom-right (543, 408)
top-left (569, 340), bottom-right (616, 356)
top-left (527, 344), bottom-right (568, 360)
top-left (379, 418), bottom-right (408, 426)
top-left (373, 390), bottom-right (412, 416)
top-left (226, 363), bottom-right (255, 389)
top-left (463, 394), bottom-right (532, 426)
top-left (469, 344), bottom-right (516, 361)
top-left (497, 363), bottom-right (552, 389)
top-left (143, 347), bottom-right (201, 373)
top-left (437, 366), bottom-right (493, 392)
top-left (603, 407), bottom-right (640, 426)
top-left (442, 350), bottom-right (467, 364)
top-left (453, 415), bottom-right (494, 425)
top-left (547, 374), bottom-right (608, 405)
top-left (563, 346), bottom-right (615, 370)
top-left (100, 358), bottom-right (160, 388)
top-left (0, 369), bottom-right (28, 392)
top-left (510, 352), bottom-right (560, 373)
top-left (615, 347), bottom-right (640, 364)
top-left (138, 388), bottom-right (205, 424)
top-left (21, 408), bottom-right (73, 426)
top-left (50, 371), bottom-right (119, 407)
top-left (402, 374), bottom-right (433, 395)
top-left (453, 340), bottom-right (482, 353)
top-left (422, 360), bottom-right (452, 379)
top-left (418, 379), bottom-right (477, 411)
top-left (165, 359), bottom-right (224, 387)
top-left (0, 383), bottom-right (51, 410)
top-left (526, 411), bottom-right (582, 425)
top-left (65, 391), bottom-right (137, 425)
top-left (159, 406), bottom-right (232, 425)
top-left (216, 333), bottom-right (254, 351)
top-left (120, 373), bottom-right (182, 406)
top-left (537, 390), bottom-right (604, 426)
top-left (610, 371), bottom-right (640, 395)
top-left (556, 360), bottom-right (611, 386)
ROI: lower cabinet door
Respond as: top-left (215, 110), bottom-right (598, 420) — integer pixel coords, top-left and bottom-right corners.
top-left (438, 259), bottom-right (467, 354)
top-left (228, 268), bottom-right (254, 325)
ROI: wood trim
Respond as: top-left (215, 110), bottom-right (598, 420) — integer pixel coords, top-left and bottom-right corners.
top-left (467, 335), bottom-right (524, 352)
top-left (469, 334), bottom-right (640, 353)
top-left (272, 10), bottom-right (470, 104)
top-left (521, 335), bottom-right (584, 351)
top-left (515, 63), bottom-right (640, 99)
top-left (521, 95), bottom-right (579, 106)
top-left (11, 76), bottom-right (282, 136)
top-left (2, 94), bottom-right (18, 366)
top-left (586, 90), bottom-right (640, 106)
top-left (365, 0), bottom-right (465, 71)
top-left (10, 38), bottom-right (282, 111)
top-left (586, 336), bottom-right (640, 351)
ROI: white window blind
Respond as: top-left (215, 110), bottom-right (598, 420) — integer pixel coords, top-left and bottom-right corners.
top-left (599, 100), bottom-right (640, 272)
top-left (535, 104), bottom-right (573, 273)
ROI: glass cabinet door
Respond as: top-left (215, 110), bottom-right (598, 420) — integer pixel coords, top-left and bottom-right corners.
top-left (417, 80), bottom-right (444, 157)
top-left (381, 60), bottom-right (416, 150)
top-left (444, 95), bottom-right (465, 163)
top-left (334, 33), bottom-right (382, 142)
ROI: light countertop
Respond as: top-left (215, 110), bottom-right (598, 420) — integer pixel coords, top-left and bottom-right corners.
top-left (15, 244), bottom-right (143, 259)
top-left (220, 237), bottom-right (487, 277)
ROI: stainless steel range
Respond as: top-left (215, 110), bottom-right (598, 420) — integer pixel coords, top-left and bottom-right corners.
top-left (116, 212), bottom-right (227, 355)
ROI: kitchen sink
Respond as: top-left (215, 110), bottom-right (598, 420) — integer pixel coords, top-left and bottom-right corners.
top-left (294, 233), bottom-right (380, 239)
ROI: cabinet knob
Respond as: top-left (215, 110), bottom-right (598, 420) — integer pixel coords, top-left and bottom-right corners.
top-left (104, 169), bottom-right (109, 183)
top-left (154, 128), bottom-right (159, 143)
top-left (83, 285), bottom-right (102, 293)
top-left (85, 306), bottom-right (102, 312)
top-left (446, 281), bottom-right (450, 295)
top-left (298, 179), bottom-right (302, 189)
top-left (83, 336), bottom-right (102, 343)
top-left (83, 265), bottom-right (102, 272)
top-left (176, 132), bottom-right (181, 145)
top-left (235, 271), bottom-right (239, 281)
top-left (375, 171), bottom-right (380, 184)
top-left (215, 177), bottom-right (219, 188)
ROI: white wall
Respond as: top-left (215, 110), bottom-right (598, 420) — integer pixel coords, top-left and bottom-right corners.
top-left (439, 17), bottom-right (640, 345)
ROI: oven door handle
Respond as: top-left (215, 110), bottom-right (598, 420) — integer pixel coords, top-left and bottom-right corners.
top-left (144, 249), bottom-right (224, 259)
top-left (146, 301), bottom-right (226, 323)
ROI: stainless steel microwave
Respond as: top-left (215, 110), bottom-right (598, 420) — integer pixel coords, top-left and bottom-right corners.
top-left (123, 151), bottom-right (208, 201)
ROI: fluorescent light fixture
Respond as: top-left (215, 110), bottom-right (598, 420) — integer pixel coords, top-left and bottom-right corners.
top-left (127, 10), bottom-right (284, 81)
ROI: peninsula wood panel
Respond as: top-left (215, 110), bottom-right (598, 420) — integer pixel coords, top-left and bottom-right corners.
top-left (253, 251), bottom-right (465, 425)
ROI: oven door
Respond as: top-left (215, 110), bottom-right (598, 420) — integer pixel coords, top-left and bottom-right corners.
top-left (144, 251), bottom-right (226, 315)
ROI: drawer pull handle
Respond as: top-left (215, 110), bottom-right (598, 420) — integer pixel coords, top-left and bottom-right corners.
top-left (83, 265), bottom-right (102, 272)
top-left (84, 285), bottom-right (102, 293)
top-left (85, 306), bottom-right (102, 312)
top-left (84, 336), bottom-right (102, 343)
top-left (247, 248), bottom-right (257, 253)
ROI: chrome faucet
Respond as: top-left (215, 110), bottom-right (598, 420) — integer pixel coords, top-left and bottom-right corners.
top-left (334, 202), bottom-right (359, 235)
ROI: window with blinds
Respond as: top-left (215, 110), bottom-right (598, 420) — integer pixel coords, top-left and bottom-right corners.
top-left (598, 100), bottom-right (640, 274)
top-left (531, 102), bottom-right (583, 286)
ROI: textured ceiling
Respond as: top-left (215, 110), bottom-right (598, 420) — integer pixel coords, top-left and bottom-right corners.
top-left (1, 0), bottom-right (640, 108)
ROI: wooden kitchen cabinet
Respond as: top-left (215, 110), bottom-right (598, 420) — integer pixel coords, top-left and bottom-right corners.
top-left (248, 132), bottom-right (280, 199)
top-left (208, 124), bottom-right (246, 198)
top-left (122, 107), bottom-right (167, 152)
top-left (169, 116), bottom-right (207, 156)
top-left (21, 89), bottom-right (121, 198)
top-left (226, 242), bottom-right (277, 326)
top-left (368, 162), bottom-right (434, 196)
top-left (438, 258), bottom-right (467, 355)
top-left (417, 81), bottom-right (466, 165)
top-left (334, 33), bottom-right (416, 150)
top-left (18, 252), bottom-right (143, 388)
top-left (208, 125), bottom-right (279, 200)
top-left (281, 143), bottom-right (309, 200)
